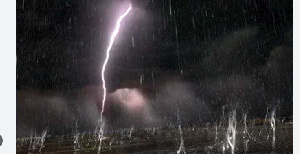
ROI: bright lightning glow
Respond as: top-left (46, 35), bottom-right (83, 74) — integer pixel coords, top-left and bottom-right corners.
top-left (98, 4), bottom-right (132, 154)
top-left (101, 4), bottom-right (132, 122)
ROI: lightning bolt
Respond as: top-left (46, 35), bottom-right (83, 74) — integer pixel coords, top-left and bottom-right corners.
top-left (98, 4), bottom-right (132, 154)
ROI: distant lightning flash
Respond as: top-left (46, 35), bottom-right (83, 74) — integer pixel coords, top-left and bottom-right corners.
top-left (98, 4), bottom-right (132, 154)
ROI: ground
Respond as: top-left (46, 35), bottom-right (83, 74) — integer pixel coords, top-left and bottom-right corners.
top-left (16, 122), bottom-right (292, 154)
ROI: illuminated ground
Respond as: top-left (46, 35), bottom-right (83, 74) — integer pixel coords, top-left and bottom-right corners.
top-left (17, 123), bottom-right (292, 154)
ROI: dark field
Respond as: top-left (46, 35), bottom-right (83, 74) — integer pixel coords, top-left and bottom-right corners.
top-left (16, 122), bottom-right (292, 154)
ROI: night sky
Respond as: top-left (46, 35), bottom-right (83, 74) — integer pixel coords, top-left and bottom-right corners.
top-left (16, 0), bottom-right (293, 135)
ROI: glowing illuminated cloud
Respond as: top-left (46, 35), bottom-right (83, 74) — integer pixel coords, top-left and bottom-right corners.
top-left (111, 88), bottom-right (147, 110)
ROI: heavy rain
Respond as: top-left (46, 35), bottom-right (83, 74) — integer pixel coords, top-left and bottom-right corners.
top-left (16, 0), bottom-right (293, 154)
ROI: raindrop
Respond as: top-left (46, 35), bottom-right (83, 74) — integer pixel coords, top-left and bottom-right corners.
top-left (131, 36), bottom-right (135, 48)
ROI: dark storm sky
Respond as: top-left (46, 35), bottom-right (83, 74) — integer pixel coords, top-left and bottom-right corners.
top-left (17, 0), bottom-right (292, 91)
top-left (16, 0), bottom-right (293, 135)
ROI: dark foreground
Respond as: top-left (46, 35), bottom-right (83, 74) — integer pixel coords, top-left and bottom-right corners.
top-left (17, 123), bottom-right (292, 154)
